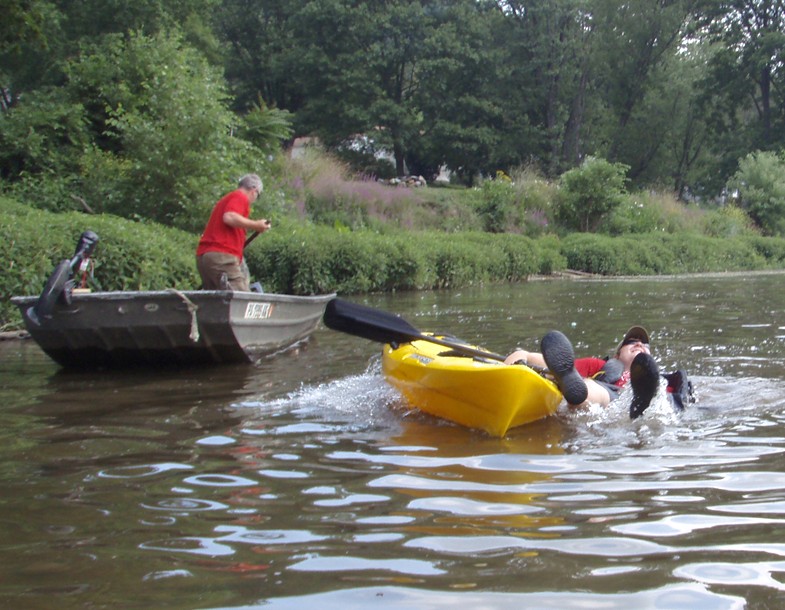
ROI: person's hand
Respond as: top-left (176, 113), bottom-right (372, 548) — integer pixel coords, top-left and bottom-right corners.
top-left (504, 349), bottom-right (530, 365)
top-left (256, 218), bottom-right (272, 232)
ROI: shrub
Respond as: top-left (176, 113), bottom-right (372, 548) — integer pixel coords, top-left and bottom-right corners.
top-left (507, 165), bottom-right (558, 236)
top-left (476, 172), bottom-right (516, 233)
top-left (728, 151), bottom-right (785, 236)
top-left (0, 198), bottom-right (199, 328)
top-left (659, 233), bottom-right (763, 272)
top-left (556, 157), bottom-right (630, 232)
top-left (700, 205), bottom-right (757, 238)
top-left (743, 236), bottom-right (785, 265)
top-left (599, 190), bottom-right (702, 235)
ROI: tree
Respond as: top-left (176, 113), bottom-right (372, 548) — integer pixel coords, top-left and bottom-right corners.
top-left (694, 0), bottom-right (785, 150)
top-left (281, 0), bottom-right (438, 176)
top-left (494, 0), bottom-right (593, 174)
top-left (214, 0), bottom-right (304, 112)
top-left (414, 2), bottom-right (512, 183)
top-left (0, 0), bottom-right (48, 53)
top-left (68, 31), bottom-right (261, 229)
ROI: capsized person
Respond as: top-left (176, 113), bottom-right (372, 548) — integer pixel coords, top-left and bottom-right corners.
top-left (505, 327), bottom-right (694, 418)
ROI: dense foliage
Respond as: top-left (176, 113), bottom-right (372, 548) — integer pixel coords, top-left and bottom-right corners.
top-left (0, 197), bottom-right (200, 327)
top-left (5, 0), bottom-right (785, 331)
top-left (5, 1), bottom-right (785, 234)
top-left (6, 193), bottom-right (785, 330)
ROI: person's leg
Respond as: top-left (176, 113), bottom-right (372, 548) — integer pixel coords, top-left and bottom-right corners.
top-left (225, 259), bottom-right (250, 291)
top-left (197, 254), bottom-right (221, 289)
top-left (585, 378), bottom-right (613, 406)
top-left (629, 352), bottom-right (660, 419)
top-left (197, 252), bottom-right (248, 291)
top-left (239, 257), bottom-right (252, 290)
top-left (540, 331), bottom-right (589, 405)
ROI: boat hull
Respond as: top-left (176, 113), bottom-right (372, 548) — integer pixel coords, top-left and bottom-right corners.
top-left (11, 290), bottom-right (335, 368)
top-left (382, 338), bottom-right (563, 436)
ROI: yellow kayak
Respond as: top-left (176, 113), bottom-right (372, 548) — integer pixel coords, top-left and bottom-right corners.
top-left (382, 336), bottom-right (563, 437)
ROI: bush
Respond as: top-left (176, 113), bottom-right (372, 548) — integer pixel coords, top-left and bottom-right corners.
top-left (507, 165), bottom-right (558, 236)
top-left (0, 198), bottom-right (199, 328)
top-left (560, 233), bottom-right (658, 275)
top-left (246, 224), bottom-right (554, 295)
top-left (476, 172), bottom-right (516, 233)
top-left (556, 157), bottom-right (630, 232)
top-left (660, 233), bottom-right (764, 272)
top-left (728, 151), bottom-right (785, 236)
top-left (560, 232), bottom-right (767, 275)
top-left (700, 205), bottom-right (757, 238)
top-left (599, 191), bottom-right (702, 235)
top-left (743, 236), bottom-right (785, 265)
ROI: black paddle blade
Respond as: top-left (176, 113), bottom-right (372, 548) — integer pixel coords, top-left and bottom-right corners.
top-left (323, 298), bottom-right (510, 363)
top-left (323, 298), bottom-right (422, 345)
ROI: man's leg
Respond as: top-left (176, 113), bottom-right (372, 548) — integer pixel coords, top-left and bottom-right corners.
top-left (197, 253), bottom-right (249, 291)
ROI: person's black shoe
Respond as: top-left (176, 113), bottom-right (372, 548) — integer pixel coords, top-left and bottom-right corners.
top-left (663, 370), bottom-right (695, 412)
top-left (629, 352), bottom-right (660, 419)
top-left (541, 330), bottom-right (588, 405)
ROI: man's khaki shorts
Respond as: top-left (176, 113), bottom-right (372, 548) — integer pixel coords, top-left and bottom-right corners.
top-left (196, 252), bottom-right (249, 291)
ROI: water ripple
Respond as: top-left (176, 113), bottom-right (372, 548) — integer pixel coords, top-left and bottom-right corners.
top-left (97, 462), bottom-right (193, 479)
top-left (182, 474), bottom-right (259, 487)
top-left (611, 514), bottom-right (785, 537)
top-left (289, 556), bottom-right (445, 576)
top-left (674, 561), bottom-right (785, 591)
top-left (202, 583), bottom-right (745, 609)
top-left (405, 534), bottom-right (673, 557)
top-left (141, 498), bottom-right (228, 512)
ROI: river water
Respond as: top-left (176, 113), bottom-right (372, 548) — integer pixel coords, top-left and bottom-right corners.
top-left (2, 273), bottom-right (785, 609)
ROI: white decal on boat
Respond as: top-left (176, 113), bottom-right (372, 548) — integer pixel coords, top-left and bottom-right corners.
top-left (410, 354), bottom-right (433, 365)
top-left (245, 302), bottom-right (273, 319)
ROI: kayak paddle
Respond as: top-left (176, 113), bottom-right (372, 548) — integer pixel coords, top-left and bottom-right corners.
top-left (323, 298), bottom-right (508, 362)
top-left (244, 231), bottom-right (260, 248)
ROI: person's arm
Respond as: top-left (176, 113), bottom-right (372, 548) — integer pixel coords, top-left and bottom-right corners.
top-left (223, 211), bottom-right (271, 233)
top-left (504, 349), bottom-right (547, 368)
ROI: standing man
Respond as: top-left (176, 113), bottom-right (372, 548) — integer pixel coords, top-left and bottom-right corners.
top-left (196, 173), bottom-right (271, 291)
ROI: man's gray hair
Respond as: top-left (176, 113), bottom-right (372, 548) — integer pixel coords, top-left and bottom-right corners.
top-left (238, 173), bottom-right (263, 192)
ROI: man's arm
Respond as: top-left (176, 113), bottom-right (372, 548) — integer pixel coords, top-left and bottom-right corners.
top-left (223, 211), bottom-right (271, 233)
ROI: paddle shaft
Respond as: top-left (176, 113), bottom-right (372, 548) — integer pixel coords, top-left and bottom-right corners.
top-left (402, 333), bottom-right (507, 362)
top-left (244, 231), bottom-right (260, 248)
top-left (324, 298), bottom-right (522, 365)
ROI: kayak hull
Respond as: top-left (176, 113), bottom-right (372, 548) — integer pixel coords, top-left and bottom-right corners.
top-left (382, 338), bottom-right (563, 436)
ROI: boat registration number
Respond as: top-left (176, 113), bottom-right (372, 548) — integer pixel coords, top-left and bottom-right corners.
top-left (244, 302), bottom-right (273, 319)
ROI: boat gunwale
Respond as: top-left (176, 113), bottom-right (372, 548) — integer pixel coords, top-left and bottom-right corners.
top-left (10, 290), bottom-right (337, 305)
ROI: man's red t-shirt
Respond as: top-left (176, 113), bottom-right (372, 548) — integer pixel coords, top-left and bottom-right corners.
top-left (196, 189), bottom-right (250, 258)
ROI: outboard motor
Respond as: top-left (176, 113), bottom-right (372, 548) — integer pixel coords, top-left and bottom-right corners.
top-left (28, 231), bottom-right (100, 325)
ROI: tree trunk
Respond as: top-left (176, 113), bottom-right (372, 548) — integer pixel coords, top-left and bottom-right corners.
top-left (561, 68), bottom-right (588, 168)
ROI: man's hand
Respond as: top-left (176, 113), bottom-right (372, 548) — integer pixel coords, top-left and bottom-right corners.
top-left (223, 211), bottom-right (272, 232)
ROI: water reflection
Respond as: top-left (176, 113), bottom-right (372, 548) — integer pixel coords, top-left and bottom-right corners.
top-left (2, 274), bottom-right (785, 608)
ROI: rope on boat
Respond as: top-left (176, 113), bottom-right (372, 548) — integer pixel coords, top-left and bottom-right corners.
top-left (167, 289), bottom-right (200, 343)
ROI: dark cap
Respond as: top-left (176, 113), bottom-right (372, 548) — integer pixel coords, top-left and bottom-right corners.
top-left (616, 326), bottom-right (650, 353)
